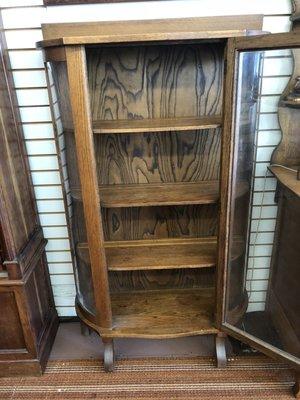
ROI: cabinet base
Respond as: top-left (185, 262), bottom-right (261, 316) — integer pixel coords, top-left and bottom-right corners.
top-left (103, 338), bottom-right (115, 372)
top-left (0, 311), bottom-right (58, 377)
top-left (0, 359), bottom-right (43, 377)
top-left (215, 332), bottom-right (227, 368)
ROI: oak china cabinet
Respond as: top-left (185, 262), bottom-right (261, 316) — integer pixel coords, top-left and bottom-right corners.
top-left (38, 15), bottom-right (299, 394)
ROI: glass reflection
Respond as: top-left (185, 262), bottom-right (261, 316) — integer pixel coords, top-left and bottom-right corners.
top-left (225, 48), bottom-right (300, 362)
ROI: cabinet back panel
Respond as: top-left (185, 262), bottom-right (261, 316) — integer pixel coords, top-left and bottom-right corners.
top-left (96, 129), bottom-right (220, 184)
top-left (72, 201), bottom-right (218, 242)
top-left (109, 268), bottom-right (214, 293)
top-left (86, 43), bottom-right (224, 120)
top-left (65, 128), bottom-right (221, 186)
top-left (102, 205), bottom-right (218, 241)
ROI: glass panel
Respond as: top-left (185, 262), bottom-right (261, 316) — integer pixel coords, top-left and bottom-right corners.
top-left (49, 61), bottom-right (96, 315)
top-left (225, 48), bottom-right (300, 362)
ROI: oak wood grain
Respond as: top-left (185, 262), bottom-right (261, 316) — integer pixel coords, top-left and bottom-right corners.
top-left (38, 15), bottom-right (264, 47)
top-left (93, 115), bottom-right (222, 134)
top-left (74, 203), bottom-right (219, 242)
top-left (72, 181), bottom-right (219, 207)
top-left (77, 236), bottom-right (217, 271)
top-left (95, 129), bottom-right (221, 185)
top-left (108, 269), bottom-right (214, 294)
top-left (87, 44), bottom-right (224, 120)
top-left (103, 287), bottom-right (217, 338)
top-left (65, 45), bottom-right (112, 329)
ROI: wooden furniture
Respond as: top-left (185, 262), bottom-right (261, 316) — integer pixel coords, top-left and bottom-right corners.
top-left (38, 17), bottom-right (300, 389)
top-left (0, 20), bottom-right (58, 376)
top-left (267, 166), bottom-right (300, 357)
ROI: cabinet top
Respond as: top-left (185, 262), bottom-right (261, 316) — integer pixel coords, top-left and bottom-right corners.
top-left (37, 15), bottom-right (263, 48)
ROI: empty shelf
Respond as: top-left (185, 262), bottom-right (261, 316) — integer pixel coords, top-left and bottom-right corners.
top-left (71, 181), bottom-right (220, 207)
top-left (93, 115), bottom-right (222, 134)
top-left (77, 236), bottom-right (217, 271)
top-left (104, 288), bottom-right (217, 338)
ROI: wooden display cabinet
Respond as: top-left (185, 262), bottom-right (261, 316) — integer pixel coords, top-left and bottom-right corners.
top-left (0, 28), bottom-right (59, 375)
top-left (38, 16), bottom-right (299, 392)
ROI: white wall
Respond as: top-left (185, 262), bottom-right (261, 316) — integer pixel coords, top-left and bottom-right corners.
top-left (0, 0), bottom-right (292, 317)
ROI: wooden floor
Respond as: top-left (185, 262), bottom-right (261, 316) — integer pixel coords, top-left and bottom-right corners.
top-left (50, 322), bottom-right (218, 360)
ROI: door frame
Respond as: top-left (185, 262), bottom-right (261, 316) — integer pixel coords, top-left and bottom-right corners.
top-left (217, 32), bottom-right (300, 369)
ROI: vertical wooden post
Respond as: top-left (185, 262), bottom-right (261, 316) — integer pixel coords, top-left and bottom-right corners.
top-left (216, 38), bottom-right (237, 329)
top-left (65, 45), bottom-right (112, 329)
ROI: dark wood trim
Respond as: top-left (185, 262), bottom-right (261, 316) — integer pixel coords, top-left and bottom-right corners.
top-left (4, 227), bottom-right (47, 279)
top-left (216, 37), bottom-right (238, 328)
top-left (222, 323), bottom-right (300, 369)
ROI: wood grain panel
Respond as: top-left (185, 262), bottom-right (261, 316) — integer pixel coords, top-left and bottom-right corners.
top-left (87, 44), bottom-right (224, 120)
top-left (70, 202), bottom-right (219, 242)
top-left (108, 269), bottom-right (214, 293)
top-left (39, 15), bottom-right (264, 47)
top-left (77, 236), bottom-right (217, 271)
top-left (72, 181), bottom-right (219, 207)
top-left (106, 288), bottom-right (217, 338)
top-left (104, 205), bottom-right (218, 241)
top-left (0, 292), bottom-right (25, 350)
top-left (66, 128), bottom-right (221, 190)
top-left (93, 115), bottom-right (222, 134)
top-left (95, 129), bottom-right (221, 184)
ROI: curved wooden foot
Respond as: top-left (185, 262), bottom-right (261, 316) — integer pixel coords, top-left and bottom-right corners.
top-left (80, 321), bottom-right (92, 336)
top-left (103, 338), bottom-right (115, 372)
top-left (215, 332), bottom-right (227, 368)
top-left (293, 371), bottom-right (300, 398)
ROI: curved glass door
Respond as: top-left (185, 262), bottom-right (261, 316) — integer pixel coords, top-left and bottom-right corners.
top-left (220, 34), bottom-right (300, 368)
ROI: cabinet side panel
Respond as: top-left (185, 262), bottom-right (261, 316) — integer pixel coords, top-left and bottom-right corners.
top-left (0, 291), bottom-right (26, 350)
top-left (0, 42), bottom-right (38, 259)
top-left (266, 188), bottom-right (300, 358)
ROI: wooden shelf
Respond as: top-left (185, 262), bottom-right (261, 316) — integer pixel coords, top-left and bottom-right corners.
top-left (77, 236), bottom-right (217, 271)
top-left (269, 165), bottom-right (300, 197)
top-left (93, 116), bottom-right (222, 134)
top-left (104, 288), bottom-right (217, 338)
top-left (71, 181), bottom-right (219, 208)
